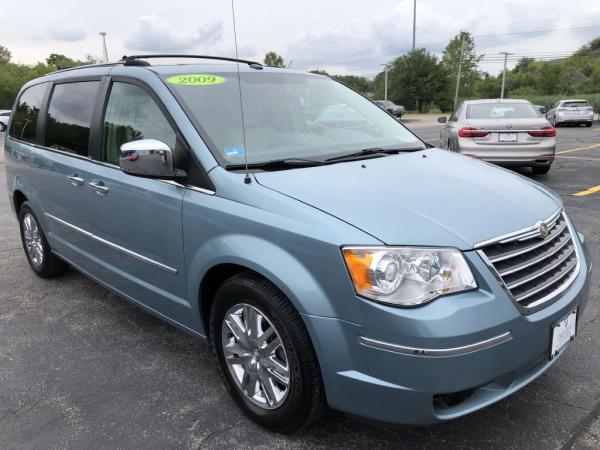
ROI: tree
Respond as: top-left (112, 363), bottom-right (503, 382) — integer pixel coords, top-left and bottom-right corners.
top-left (0, 45), bottom-right (11, 64)
top-left (333, 75), bottom-right (373, 96)
top-left (263, 51), bottom-right (285, 68)
top-left (441, 31), bottom-right (481, 104)
top-left (376, 49), bottom-right (449, 112)
top-left (46, 53), bottom-right (83, 69)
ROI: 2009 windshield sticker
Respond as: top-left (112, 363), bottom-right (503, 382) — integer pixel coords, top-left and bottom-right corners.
top-left (166, 74), bottom-right (226, 86)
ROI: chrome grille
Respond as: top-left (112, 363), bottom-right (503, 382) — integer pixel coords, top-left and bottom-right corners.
top-left (477, 210), bottom-right (579, 310)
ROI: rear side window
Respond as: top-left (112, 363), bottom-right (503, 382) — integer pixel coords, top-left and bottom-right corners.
top-left (45, 81), bottom-right (100, 156)
top-left (9, 83), bottom-right (48, 143)
top-left (101, 82), bottom-right (176, 165)
top-left (467, 103), bottom-right (539, 119)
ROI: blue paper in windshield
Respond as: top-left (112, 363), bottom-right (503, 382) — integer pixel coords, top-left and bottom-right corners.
top-left (224, 145), bottom-right (246, 157)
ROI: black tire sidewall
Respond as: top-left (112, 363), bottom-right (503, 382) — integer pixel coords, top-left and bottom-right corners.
top-left (210, 277), bottom-right (314, 432)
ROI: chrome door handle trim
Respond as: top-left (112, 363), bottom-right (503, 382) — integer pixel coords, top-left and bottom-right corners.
top-left (88, 181), bottom-right (109, 194)
top-left (67, 175), bottom-right (84, 186)
top-left (44, 213), bottom-right (178, 274)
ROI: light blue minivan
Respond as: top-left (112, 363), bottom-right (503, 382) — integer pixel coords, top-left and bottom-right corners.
top-left (4, 55), bottom-right (592, 433)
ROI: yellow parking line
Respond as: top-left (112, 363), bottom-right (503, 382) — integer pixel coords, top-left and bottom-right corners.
top-left (574, 185), bottom-right (600, 197)
top-left (556, 143), bottom-right (600, 154)
top-left (556, 155), bottom-right (600, 160)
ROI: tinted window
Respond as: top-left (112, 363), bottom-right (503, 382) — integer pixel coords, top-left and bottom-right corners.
top-left (467, 103), bottom-right (539, 119)
top-left (9, 83), bottom-right (47, 142)
top-left (562, 101), bottom-right (590, 108)
top-left (45, 81), bottom-right (100, 155)
top-left (102, 82), bottom-right (177, 165)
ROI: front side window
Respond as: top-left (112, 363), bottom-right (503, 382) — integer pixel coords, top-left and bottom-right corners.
top-left (45, 81), bottom-right (100, 155)
top-left (102, 82), bottom-right (177, 165)
top-left (166, 72), bottom-right (424, 166)
top-left (9, 83), bottom-right (48, 143)
top-left (467, 103), bottom-right (540, 119)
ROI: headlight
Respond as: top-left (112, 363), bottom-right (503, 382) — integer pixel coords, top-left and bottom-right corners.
top-left (342, 246), bottom-right (477, 306)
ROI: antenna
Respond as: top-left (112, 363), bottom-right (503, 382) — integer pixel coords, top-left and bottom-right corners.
top-left (231, 0), bottom-right (251, 184)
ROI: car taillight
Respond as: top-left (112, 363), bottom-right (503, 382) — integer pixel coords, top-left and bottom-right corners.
top-left (458, 127), bottom-right (489, 138)
top-left (528, 126), bottom-right (556, 137)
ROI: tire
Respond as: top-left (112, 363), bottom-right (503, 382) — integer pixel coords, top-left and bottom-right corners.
top-left (18, 202), bottom-right (69, 278)
top-left (585, 122), bottom-right (592, 127)
top-left (532, 165), bottom-right (551, 175)
top-left (209, 272), bottom-right (325, 433)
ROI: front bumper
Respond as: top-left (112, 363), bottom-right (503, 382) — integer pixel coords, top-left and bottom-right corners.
top-left (303, 237), bottom-right (591, 425)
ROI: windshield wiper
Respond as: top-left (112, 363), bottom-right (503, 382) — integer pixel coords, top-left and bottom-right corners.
top-left (324, 147), bottom-right (421, 163)
top-left (225, 158), bottom-right (325, 171)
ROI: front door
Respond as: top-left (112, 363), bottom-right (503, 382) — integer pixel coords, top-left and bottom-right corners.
top-left (81, 80), bottom-right (191, 326)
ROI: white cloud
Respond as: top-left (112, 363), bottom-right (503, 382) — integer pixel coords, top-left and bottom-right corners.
top-left (46, 27), bottom-right (87, 42)
top-left (124, 15), bottom-right (223, 53)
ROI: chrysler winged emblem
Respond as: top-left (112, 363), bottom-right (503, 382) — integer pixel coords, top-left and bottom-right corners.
top-left (537, 221), bottom-right (549, 238)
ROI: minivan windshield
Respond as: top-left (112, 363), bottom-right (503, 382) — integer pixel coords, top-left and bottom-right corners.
top-left (467, 103), bottom-right (540, 119)
top-left (165, 71), bottom-right (424, 166)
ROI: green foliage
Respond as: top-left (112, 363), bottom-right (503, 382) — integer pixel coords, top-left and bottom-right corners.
top-left (0, 62), bottom-right (54, 109)
top-left (442, 31), bottom-right (481, 101)
top-left (263, 51), bottom-right (285, 68)
top-left (522, 93), bottom-right (600, 109)
top-left (0, 45), bottom-right (11, 65)
top-left (373, 49), bottom-right (449, 112)
top-left (46, 53), bottom-right (85, 69)
top-left (332, 75), bottom-right (373, 95)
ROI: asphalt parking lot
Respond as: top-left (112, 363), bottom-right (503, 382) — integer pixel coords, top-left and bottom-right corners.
top-left (1, 124), bottom-right (599, 449)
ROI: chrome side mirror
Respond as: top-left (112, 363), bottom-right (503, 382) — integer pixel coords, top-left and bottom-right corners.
top-left (119, 139), bottom-right (176, 178)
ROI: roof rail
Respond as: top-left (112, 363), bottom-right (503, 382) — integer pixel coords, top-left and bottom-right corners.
top-left (120, 54), bottom-right (264, 69)
top-left (48, 62), bottom-right (122, 75)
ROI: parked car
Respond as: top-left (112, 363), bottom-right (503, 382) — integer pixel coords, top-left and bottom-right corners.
top-left (373, 100), bottom-right (404, 117)
top-left (546, 99), bottom-right (594, 127)
top-left (0, 110), bottom-right (10, 132)
top-left (4, 57), bottom-right (590, 433)
top-left (438, 99), bottom-right (556, 174)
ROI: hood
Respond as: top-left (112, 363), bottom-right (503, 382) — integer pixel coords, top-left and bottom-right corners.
top-left (255, 149), bottom-right (561, 249)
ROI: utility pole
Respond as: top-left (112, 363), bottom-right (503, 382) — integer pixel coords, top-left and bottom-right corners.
top-left (412, 0), bottom-right (416, 50)
top-left (99, 32), bottom-right (108, 63)
top-left (381, 64), bottom-right (390, 100)
top-left (453, 36), bottom-right (465, 111)
top-left (499, 51), bottom-right (512, 99)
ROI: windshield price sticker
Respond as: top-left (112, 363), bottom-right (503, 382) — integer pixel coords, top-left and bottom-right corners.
top-left (166, 74), bottom-right (226, 86)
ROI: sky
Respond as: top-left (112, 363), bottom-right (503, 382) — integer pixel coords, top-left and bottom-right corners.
top-left (1, 0), bottom-right (600, 77)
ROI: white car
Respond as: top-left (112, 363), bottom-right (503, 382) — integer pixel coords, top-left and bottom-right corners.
top-left (546, 99), bottom-right (594, 127)
top-left (0, 110), bottom-right (10, 132)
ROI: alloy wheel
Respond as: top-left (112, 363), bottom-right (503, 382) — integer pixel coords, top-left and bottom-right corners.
top-left (22, 213), bottom-right (44, 267)
top-left (221, 303), bottom-right (290, 409)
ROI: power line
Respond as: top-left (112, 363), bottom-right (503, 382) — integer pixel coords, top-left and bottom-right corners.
top-left (303, 23), bottom-right (600, 70)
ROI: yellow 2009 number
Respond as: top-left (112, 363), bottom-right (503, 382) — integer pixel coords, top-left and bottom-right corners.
top-left (166, 74), bottom-right (225, 86)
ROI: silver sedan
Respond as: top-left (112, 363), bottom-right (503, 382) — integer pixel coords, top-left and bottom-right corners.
top-left (438, 99), bottom-right (556, 174)
top-left (546, 99), bottom-right (594, 127)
